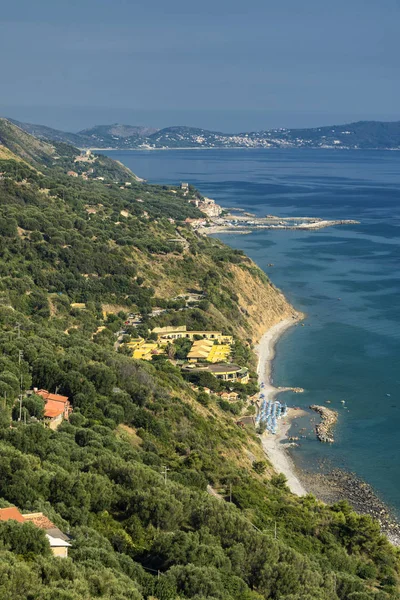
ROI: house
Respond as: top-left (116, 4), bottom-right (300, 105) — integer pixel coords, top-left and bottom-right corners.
top-left (0, 508), bottom-right (71, 558)
top-left (67, 170), bottom-right (78, 177)
top-left (184, 217), bottom-right (207, 228)
top-left (35, 390), bottom-right (71, 430)
top-left (187, 339), bottom-right (214, 362)
top-left (187, 339), bottom-right (231, 363)
top-left (219, 391), bottom-right (239, 402)
top-left (126, 338), bottom-right (163, 361)
top-left (183, 363), bottom-right (249, 384)
top-left (23, 512), bottom-right (71, 558)
top-left (181, 182), bottom-right (189, 191)
top-left (0, 507), bottom-right (25, 523)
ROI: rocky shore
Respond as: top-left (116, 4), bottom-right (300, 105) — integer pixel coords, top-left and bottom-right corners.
top-left (301, 468), bottom-right (400, 546)
top-left (309, 405), bottom-right (338, 443)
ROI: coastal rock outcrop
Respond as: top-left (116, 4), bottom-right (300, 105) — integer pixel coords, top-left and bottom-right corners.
top-left (310, 405), bottom-right (338, 443)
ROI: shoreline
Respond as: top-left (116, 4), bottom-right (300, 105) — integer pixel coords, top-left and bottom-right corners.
top-left (255, 316), bottom-right (400, 544)
top-left (255, 316), bottom-right (307, 496)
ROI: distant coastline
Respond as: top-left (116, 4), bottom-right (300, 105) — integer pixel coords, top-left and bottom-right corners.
top-left (96, 146), bottom-right (400, 152)
top-left (11, 116), bottom-right (400, 152)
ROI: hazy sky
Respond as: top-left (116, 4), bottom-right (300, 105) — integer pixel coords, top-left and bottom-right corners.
top-left (1, 0), bottom-right (399, 131)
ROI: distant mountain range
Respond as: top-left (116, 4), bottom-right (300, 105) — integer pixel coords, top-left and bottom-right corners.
top-left (8, 118), bottom-right (400, 150)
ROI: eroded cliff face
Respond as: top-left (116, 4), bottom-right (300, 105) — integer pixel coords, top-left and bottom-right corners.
top-left (228, 264), bottom-right (297, 344)
top-left (147, 246), bottom-right (296, 345)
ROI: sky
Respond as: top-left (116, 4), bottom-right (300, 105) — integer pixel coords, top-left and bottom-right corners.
top-left (1, 0), bottom-right (399, 132)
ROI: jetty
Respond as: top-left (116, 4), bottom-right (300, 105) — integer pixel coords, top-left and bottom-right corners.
top-left (197, 213), bottom-right (360, 235)
top-left (310, 405), bottom-right (338, 443)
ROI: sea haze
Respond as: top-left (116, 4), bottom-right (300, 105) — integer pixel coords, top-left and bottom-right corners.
top-left (105, 148), bottom-right (400, 516)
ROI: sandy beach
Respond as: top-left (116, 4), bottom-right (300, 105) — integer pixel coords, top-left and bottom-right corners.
top-left (255, 316), bottom-right (308, 496)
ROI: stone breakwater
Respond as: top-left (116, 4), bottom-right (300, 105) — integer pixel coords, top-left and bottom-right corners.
top-left (199, 215), bottom-right (360, 236)
top-left (302, 468), bottom-right (400, 546)
top-left (310, 405), bottom-right (338, 443)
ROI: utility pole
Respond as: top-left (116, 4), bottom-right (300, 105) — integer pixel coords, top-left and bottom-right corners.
top-left (274, 521), bottom-right (277, 540)
top-left (18, 351), bottom-right (23, 422)
top-left (229, 482), bottom-right (232, 503)
top-left (15, 322), bottom-right (21, 339)
top-left (161, 465), bottom-right (170, 485)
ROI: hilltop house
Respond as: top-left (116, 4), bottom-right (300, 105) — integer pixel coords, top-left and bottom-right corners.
top-left (35, 389), bottom-right (72, 430)
top-left (0, 507), bottom-right (71, 558)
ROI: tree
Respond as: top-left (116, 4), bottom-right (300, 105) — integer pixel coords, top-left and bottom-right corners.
top-left (0, 521), bottom-right (50, 559)
top-left (252, 461), bottom-right (267, 475)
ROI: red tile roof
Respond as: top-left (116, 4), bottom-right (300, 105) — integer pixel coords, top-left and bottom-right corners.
top-left (23, 513), bottom-right (55, 530)
top-left (0, 507), bottom-right (24, 523)
top-left (36, 390), bottom-right (69, 404)
top-left (43, 400), bottom-right (65, 418)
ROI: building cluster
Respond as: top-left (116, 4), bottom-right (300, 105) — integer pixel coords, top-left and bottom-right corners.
top-left (0, 507), bottom-right (71, 558)
top-left (189, 196), bottom-right (222, 217)
top-left (124, 326), bottom-right (249, 385)
top-left (180, 181), bottom-right (222, 218)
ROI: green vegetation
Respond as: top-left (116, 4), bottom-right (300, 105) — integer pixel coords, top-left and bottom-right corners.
top-left (0, 120), bottom-right (398, 599)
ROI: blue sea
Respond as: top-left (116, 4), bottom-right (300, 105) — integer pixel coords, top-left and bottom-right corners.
top-left (105, 148), bottom-right (400, 516)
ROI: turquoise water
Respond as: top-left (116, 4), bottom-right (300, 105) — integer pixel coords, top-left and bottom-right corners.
top-left (105, 148), bottom-right (400, 515)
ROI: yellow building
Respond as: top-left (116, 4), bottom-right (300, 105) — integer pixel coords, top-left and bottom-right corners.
top-left (187, 339), bottom-right (214, 362)
top-left (153, 325), bottom-right (233, 345)
top-left (187, 339), bottom-right (231, 363)
top-left (208, 344), bottom-right (231, 363)
top-left (127, 338), bottom-right (162, 361)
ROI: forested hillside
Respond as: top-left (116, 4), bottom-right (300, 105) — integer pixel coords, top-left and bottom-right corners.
top-left (0, 120), bottom-right (398, 600)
